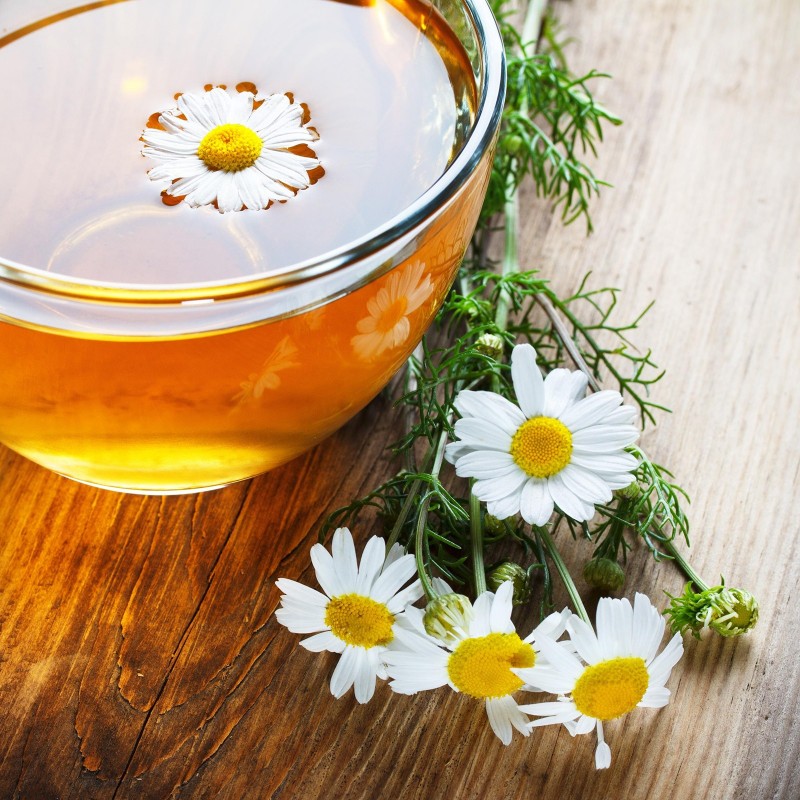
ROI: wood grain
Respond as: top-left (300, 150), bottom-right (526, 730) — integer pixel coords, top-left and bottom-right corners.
top-left (1, 0), bottom-right (798, 797)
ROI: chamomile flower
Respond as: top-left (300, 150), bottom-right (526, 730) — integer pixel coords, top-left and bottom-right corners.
top-left (516, 593), bottom-right (684, 769)
top-left (233, 336), bottom-right (299, 405)
top-left (351, 261), bottom-right (433, 361)
top-left (445, 343), bottom-right (640, 525)
top-left (142, 86), bottom-right (320, 212)
top-left (275, 528), bottom-right (422, 704)
top-left (384, 582), bottom-right (569, 745)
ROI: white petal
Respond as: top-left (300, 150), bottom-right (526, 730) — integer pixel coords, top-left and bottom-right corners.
top-left (529, 634), bottom-right (584, 683)
top-left (519, 479), bottom-right (554, 526)
top-left (528, 608), bottom-right (571, 642)
top-left (472, 470), bottom-right (528, 503)
top-left (633, 592), bottom-right (666, 664)
top-left (452, 450), bottom-right (518, 480)
top-left (299, 630), bottom-right (345, 653)
top-left (560, 391), bottom-right (624, 431)
top-left (385, 580), bottom-right (424, 614)
top-left (558, 464), bottom-right (613, 505)
top-left (370, 554), bottom-right (417, 603)
top-left (226, 90), bottom-right (254, 124)
top-left (489, 581), bottom-right (515, 633)
top-left (274, 605), bottom-right (327, 634)
top-left (309, 542), bottom-right (342, 598)
top-left (330, 646), bottom-right (360, 699)
top-left (354, 648), bottom-right (381, 703)
top-left (382, 542), bottom-right (406, 569)
top-left (569, 452), bottom-right (639, 476)
top-left (216, 173), bottom-right (244, 213)
top-left (547, 473), bottom-right (596, 521)
top-left (454, 390), bottom-right (526, 435)
top-left (543, 369), bottom-right (588, 417)
top-left (275, 578), bottom-right (329, 607)
top-left (452, 417), bottom-right (513, 451)
top-left (647, 633), bottom-right (684, 687)
top-left (353, 536), bottom-right (386, 594)
top-left (595, 742), bottom-right (612, 769)
top-left (596, 596), bottom-right (633, 659)
top-left (468, 591), bottom-right (495, 637)
top-left (574, 714), bottom-right (596, 734)
top-left (566, 616), bottom-right (602, 664)
top-left (572, 424), bottom-right (639, 450)
top-left (486, 485), bottom-right (525, 521)
top-left (527, 711), bottom-right (583, 728)
top-left (485, 696), bottom-right (529, 745)
top-left (515, 664), bottom-right (575, 694)
top-left (639, 686), bottom-right (671, 707)
top-left (511, 344), bottom-right (545, 417)
top-left (331, 527), bottom-right (359, 592)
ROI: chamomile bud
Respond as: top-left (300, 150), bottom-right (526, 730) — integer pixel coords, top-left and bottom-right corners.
top-left (423, 593), bottom-right (473, 646)
top-left (707, 587), bottom-right (759, 637)
top-left (474, 332), bottom-right (504, 359)
top-left (583, 557), bottom-right (625, 592)
top-left (613, 480), bottom-right (642, 500)
top-left (487, 562), bottom-right (532, 605)
top-left (483, 513), bottom-right (510, 537)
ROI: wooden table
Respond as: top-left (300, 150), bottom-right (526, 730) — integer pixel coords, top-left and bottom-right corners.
top-left (1, 0), bottom-right (798, 797)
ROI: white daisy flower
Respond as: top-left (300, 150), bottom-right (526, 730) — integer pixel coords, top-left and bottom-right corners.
top-left (275, 527), bottom-right (422, 704)
top-left (516, 592), bottom-right (684, 769)
top-left (445, 343), bottom-right (640, 525)
top-left (142, 86), bottom-right (321, 212)
top-left (351, 261), bottom-right (433, 361)
top-left (384, 581), bottom-right (569, 745)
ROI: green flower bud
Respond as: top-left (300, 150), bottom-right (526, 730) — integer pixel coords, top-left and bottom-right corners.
top-left (707, 587), bottom-right (759, 637)
top-left (504, 134), bottom-right (525, 155)
top-left (664, 583), bottom-right (759, 638)
top-left (423, 593), bottom-right (473, 645)
top-left (613, 481), bottom-right (642, 500)
top-left (583, 557), bottom-right (625, 592)
top-left (487, 562), bottom-right (532, 605)
top-left (474, 332), bottom-right (504, 359)
top-left (483, 513), bottom-right (509, 537)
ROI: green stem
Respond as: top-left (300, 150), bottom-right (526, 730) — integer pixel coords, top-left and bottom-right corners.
top-left (414, 493), bottom-right (437, 601)
top-left (663, 538), bottom-right (710, 592)
top-left (409, 426), bottom-right (452, 600)
top-left (469, 487), bottom-right (487, 595)
top-left (538, 525), bottom-right (591, 624)
top-left (493, 193), bottom-right (519, 336)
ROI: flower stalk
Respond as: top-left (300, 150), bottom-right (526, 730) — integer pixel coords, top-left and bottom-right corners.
top-left (537, 525), bottom-right (591, 625)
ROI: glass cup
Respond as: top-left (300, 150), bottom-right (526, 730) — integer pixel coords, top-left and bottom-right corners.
top-left (0, 0), bottom-right (505, 493)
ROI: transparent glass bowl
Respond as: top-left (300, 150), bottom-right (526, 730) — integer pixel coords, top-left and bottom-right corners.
top-left (0, 0), bottom-right (505, 493)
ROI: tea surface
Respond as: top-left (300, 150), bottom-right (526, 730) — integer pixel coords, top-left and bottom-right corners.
top-left (0, 0), bottom-right (472, 283)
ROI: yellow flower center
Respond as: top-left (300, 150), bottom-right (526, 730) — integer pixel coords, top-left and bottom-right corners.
top-left (509, 416), bottom-right (573, 478)
top-left (447, 633), bottom-right (535, 699)
top-left (324, 593), bottom-right (395, 648)
top-left (197, 123), bottom-right (263, 172)
top-left (572, 657), bottom-right (649, 720)
top-left (375, 297), bottom-right (409, 334)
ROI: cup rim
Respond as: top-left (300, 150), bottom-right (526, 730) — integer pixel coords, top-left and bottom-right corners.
top-left (0, 0), bottom-right (506, 304)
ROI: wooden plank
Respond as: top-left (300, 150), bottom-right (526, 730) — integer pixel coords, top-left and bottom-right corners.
top-left (0, 0), bottom-right (798, 797)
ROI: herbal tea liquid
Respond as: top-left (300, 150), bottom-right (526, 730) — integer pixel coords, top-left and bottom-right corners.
top-left (0, 0), bottom-right (492, 491)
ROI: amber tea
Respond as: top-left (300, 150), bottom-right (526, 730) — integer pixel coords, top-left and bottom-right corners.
top-left (0, 0), bottom-right (503, 492)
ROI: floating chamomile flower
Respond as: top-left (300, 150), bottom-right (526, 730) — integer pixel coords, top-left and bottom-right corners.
top-left (142, 86), bottom-right (321, 212)
top-left (275, 527), bottom-right (422, 704)
top-left (516, 593), bottom-right (683, 769)
top-left (445, 343), bottom-right (640, 525)
top-left (384, 582), bottom-right (569, 745)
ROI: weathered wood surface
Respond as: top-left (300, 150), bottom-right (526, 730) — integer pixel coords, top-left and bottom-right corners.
top-left (1, 0), bottom-right (798, 797)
